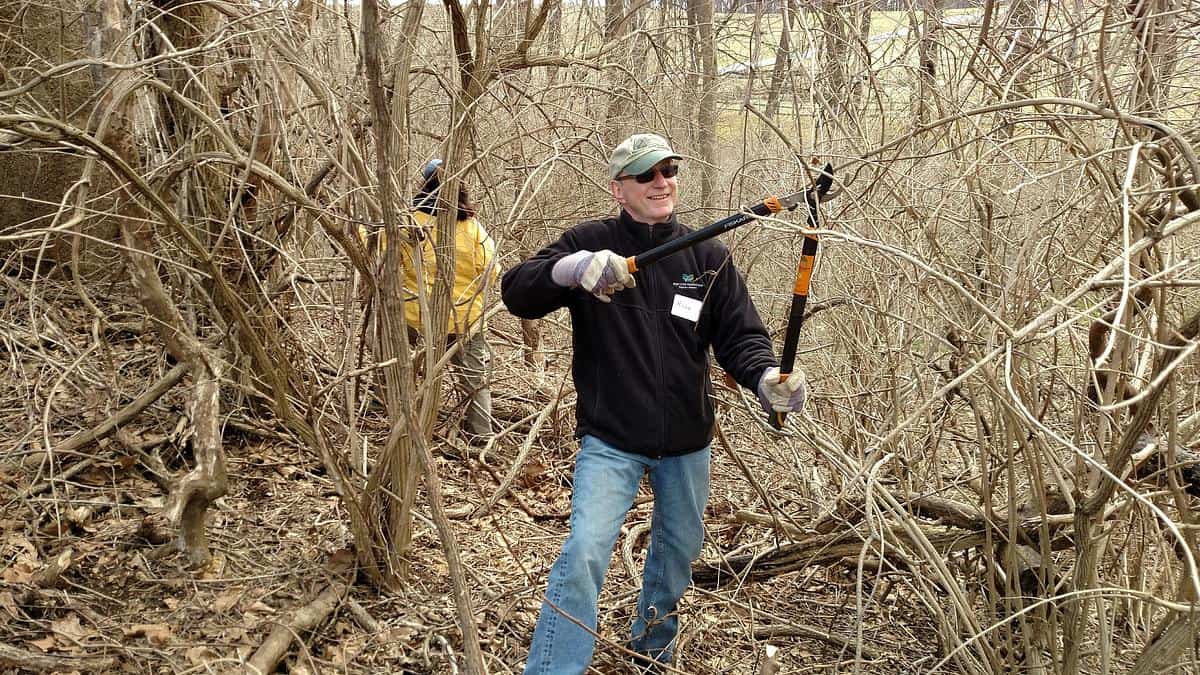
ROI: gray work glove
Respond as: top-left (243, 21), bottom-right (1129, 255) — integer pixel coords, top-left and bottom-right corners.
top-left (551, 249), bottom-right (636, 303)
top-left (756, 367), bottom-right (807, 413)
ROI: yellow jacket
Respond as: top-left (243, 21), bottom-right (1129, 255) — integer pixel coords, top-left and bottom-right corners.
top-left (372, 210), bottom-right (498, 335)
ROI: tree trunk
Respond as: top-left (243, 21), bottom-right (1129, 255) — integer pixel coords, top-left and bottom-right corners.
top-left (763, 0), bottom-right (797, 131)
top-left (993, 0), bottom-right (1037, 137)
top-left (816, 0), bottom-right (850, 143)
top-left (603, 0), bottom-right (631, 143)
top-left (690, 0), bottom-right (718, 211)
top-left (912, 0), bottom-right (942, 125)
top-left (360, 0), bottom-right (421, 587)
top-left (546, 0), bottom-right (562, 87)
top-left (78, 0), bottom-right (230, 570)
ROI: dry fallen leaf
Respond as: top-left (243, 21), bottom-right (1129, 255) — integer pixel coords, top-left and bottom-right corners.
top-left (185, 645), bottom-right (220, 665)
top-left (326, 641), bottom-right (352, 667)
top-left (290, 661), bottom-right (317, 675)
top-left (381, 626), bottom-right (418, 643)
top-left (213, 590), bottom-right (240, 612)
top-left (246, 600), bottom-right (275, 615)
top-left (51, 613), bottom-right (95, 646)
top-left (66, 506), bottom-right (92, 525)
top-left (136, 496), bottom-right (166, 510)
top-left (518, 460), bottom-right (548, 489)
top-left (325, 547), bottom-right (355, 573)
top-left (27, 635), bottom-right (56, 652)
top-left (0, 590), bottom-right (19, 620)
top-left (197, 552), bottom-right (227, 580)
top-left (2, 530), bottom-right (37, 557)
top-left (1, 559), bottom-right (38, 584)
top-left (124, 622), bottom-right (174, 646)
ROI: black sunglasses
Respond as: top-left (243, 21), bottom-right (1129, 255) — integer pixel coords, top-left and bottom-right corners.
top-left (616, 163), bottom-right (679, 183)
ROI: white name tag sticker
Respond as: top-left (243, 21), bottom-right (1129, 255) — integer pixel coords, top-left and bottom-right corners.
top-left (671, 294), bottom-right (703, 322)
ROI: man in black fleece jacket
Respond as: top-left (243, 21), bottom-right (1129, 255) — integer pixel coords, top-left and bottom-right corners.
top-left (503, 133), bottom-right (807, 674)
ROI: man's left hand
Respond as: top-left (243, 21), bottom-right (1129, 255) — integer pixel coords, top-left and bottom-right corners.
top-left (756, 367), bottom-right (806, 413)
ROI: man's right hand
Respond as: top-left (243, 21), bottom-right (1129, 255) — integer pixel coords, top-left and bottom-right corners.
top-left (551, 249), bottom-right (636, 303)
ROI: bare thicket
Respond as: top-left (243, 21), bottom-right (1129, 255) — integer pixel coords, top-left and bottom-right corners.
top-left (1, 0), bottom-right (1198, 672)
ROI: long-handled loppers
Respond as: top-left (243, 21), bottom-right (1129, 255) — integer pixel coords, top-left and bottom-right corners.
top-left (768, 163), bottom-right (833, 429)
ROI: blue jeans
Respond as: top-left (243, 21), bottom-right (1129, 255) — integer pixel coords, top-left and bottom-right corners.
top-left (524, 435), bottom-right (710, 675)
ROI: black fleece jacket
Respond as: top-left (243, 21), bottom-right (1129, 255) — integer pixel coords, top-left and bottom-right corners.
top-left (501, 210), bottom-right (776, 457)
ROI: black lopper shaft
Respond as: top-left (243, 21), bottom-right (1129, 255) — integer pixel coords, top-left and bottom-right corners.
top-left (624, 194), bottom-right (802, 274)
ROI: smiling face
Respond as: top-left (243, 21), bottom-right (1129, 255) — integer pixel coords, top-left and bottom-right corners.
top-left (610, 159), bottom-right (679, 224)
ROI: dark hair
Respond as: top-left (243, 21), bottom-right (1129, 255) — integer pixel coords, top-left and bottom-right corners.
top-left (413, 166), bottom-right (476, 220)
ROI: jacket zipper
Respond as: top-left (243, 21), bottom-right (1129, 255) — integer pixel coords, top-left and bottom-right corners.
top-left (649, 255), bottom-right (666, 458)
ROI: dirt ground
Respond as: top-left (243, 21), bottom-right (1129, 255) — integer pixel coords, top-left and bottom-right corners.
top-left (0, 283), bottom-right (943, 674)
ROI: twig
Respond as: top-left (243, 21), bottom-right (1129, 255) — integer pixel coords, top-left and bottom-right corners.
top-left (52, 361), bottom-right (191, 456)
top-left (621, 521), bottom-right (651, 581)
top-left (753, 624), bottom-right (882, 661)
top-left (21, 362), bottom-right (191, 499)
top-left (693, 519), bottom-right (1077, 589)
top-left (470, 373), bottom-right (567, 519)
top-left (21, 458), bottom-right (96, 500)
top-left (732, 510), bottom-right (804, 539)
top-left (244, 580), bottom-right (347, 675)
top-left (406, 430), bottom-right (488, 673)
top-left (714, 419), bottom-right (808, 540)
top-left (0, 642), bottom-right (115, 671)
top-left (346, 598), bottom-right (383, 634)
top-left (439, 439), bottom-right (560, 522)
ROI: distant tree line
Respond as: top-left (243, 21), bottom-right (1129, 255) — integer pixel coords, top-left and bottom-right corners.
top-left (703, 0), bottom-right (979, 11)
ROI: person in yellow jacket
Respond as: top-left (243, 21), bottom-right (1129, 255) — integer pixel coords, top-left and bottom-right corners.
top-left (378, 158), bottom-right (500, 439)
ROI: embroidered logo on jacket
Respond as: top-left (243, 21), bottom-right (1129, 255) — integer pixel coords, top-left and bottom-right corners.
top-left (674, 272), bottom-right (704, 292)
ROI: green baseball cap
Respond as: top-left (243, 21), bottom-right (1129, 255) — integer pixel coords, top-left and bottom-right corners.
top-left (608, 133), bottom-right (683, 179)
